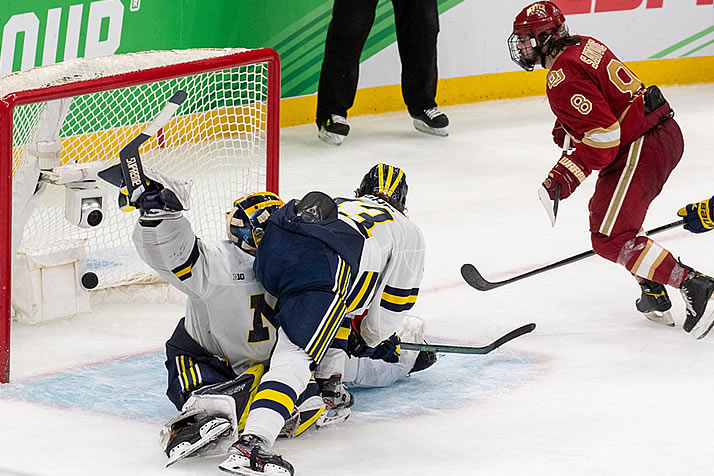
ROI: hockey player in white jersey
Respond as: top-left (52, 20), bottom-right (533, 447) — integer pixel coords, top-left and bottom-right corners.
top-left (219, 163), bottom-right (427, 476)
top-left (112, 166), bottom-right (434, 469)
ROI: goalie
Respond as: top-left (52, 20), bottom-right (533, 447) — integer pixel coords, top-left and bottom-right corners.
top-left (102, 166), bottom-right (436, 468)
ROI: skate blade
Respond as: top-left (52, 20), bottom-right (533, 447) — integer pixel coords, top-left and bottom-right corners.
top-left (691, 304), bottom-right (714, 340)
top-left (166, 420), bottom-right (231, 467)
top-left (643, 310), bottom-right (675, 327)
top-left (413, 119), bottom-right (448, 137)
top-left (219, 454), bottom-right (291, 476)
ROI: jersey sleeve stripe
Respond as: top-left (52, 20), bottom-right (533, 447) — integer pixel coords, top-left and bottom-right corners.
top-left (582, 121), bottom-right (621, 149)
top-left (345, 271), bottom-right (378, 313)
top-left (381, 286), bottom-right (419, 312)
top-left (171, 238), bottom-right (200, 281)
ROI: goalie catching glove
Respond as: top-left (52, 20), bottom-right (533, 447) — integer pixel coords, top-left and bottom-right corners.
top-left (118, 167), bottom-right (192, 219)
top-left (678, 196), bottom-right (714, 234)
top-left (542, 154), bottom-right (590, 200)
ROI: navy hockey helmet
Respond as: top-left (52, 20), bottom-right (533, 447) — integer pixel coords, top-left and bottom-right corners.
top-left (226, 192), bottom-right (283, 253)
top-left (509, 1), bottom-right (568, 71)
top-left (355, 163), bottom-right (408, 212)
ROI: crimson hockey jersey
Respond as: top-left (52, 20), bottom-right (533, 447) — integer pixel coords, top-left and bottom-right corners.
top-left (546, 36), bottom-right (650, 173)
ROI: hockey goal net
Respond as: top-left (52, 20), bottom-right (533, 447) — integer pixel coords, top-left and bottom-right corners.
top-left (0, 48), bottom-right (280, 382)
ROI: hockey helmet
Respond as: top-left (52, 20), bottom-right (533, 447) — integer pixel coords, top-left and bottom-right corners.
top-left (355, 163), bottom-right (408, 212)
top-left (508, 1), bottom-right (568, 71)
top-left (226, 192), bottom-right (283, 253)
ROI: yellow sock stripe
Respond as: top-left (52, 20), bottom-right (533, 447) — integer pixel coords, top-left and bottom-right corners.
top-left (254, 388), bottom-right (296, 415)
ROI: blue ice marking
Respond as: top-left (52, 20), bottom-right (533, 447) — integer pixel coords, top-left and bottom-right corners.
top-left (0, 351), bottom-right (542, 423)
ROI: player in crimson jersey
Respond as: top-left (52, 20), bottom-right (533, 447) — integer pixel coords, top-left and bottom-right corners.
top-left (508, 1), bottom-right (714, 338)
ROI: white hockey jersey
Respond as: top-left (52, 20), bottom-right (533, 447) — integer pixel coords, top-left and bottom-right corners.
top-left (335, 195), bottom-right (426, 347)
top-left (133, 216), bottom-right (278, 376)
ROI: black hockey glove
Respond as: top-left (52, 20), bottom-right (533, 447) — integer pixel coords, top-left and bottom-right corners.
top-left (347, 330), bottom-right (401, 364)
top-left (678, 196), bottom-right (714, 234)
top-left (119, 180), bottom-right (185, 213)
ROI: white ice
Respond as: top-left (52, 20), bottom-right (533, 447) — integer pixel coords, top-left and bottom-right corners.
top-left (2, 83), bottom-right (714, 476)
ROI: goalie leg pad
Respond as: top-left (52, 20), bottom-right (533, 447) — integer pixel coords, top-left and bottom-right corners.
top-left (160, 363), bottom-right (264, 463)
top-left (165, 414), bottom-right (231, 467)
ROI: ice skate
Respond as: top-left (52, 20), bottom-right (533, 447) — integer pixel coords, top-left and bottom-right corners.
top-left (315, 374), bottom-right (353, 428)
top-left (411, 107), bottom-right (449, 137)
top-left (219, 434), bottom-right (294, 475)
top-left (680, 269), bottom-right (714, 339)
top-left (165, 414), bottom-right (231, 466)
top-left (318, 114), bottom-right (350, 145)
top-left (635, 279), bottom-right (674, 327)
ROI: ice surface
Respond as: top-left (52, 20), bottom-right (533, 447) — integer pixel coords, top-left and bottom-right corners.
top-left (2, 84), bottom-right (713, 476)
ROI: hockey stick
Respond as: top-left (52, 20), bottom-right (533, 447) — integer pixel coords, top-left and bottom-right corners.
top-left (400, 323), bottom-right (536, 355)
top-left (462, 218), bottom-right (686, 291)
top-left (104, 90), bottom-right (187, 200)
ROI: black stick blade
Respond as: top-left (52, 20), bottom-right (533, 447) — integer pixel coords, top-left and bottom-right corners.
top-left (488, 323), bottom-right (536, 351)
top-left (461, 263), bottom-right (499, 291)
top-left (400, 322), bottom-right (536, 355)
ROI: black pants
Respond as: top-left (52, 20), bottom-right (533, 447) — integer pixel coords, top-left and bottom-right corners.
top-left (316, 0), bottom-right (440, 124)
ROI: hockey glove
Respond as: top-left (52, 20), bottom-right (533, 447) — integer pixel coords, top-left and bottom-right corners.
top-left (552, 121), bottom-right (566, 149)
top-left (369, 333), bottom-right (401, 364)
top-left (347, 330), bottom-right (401, 363)
top-left (542, 155), bottom-right (590, 200)
top-left (678, 196), bottom-right (714, 233)
top-left (118, 167), bottom-right (192, 218)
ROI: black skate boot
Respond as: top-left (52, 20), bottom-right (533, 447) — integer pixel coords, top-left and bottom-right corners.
top-left (165, 414), bottom-right (231, 466)
top-left (679, 269), bottom-right (714, 339)
top-left (316, 374), bottom-right (353, 428)
top-left (410, 107), bottom-right (449, 137)
top-left (219, 434), bottom-right (294, 475)
top-left (317, 114), bottom-right (350, 145)
top-left (635, 279), bottom-right (674, 327)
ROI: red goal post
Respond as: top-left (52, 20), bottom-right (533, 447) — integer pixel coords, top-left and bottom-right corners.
top-left (0, 48), bottom-right (281, 383)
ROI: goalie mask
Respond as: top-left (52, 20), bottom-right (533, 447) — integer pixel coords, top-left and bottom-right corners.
top-left (355, 163), bottom-right (408, 213)
top-left (226, 192), bottom-right (283, 254)
top-left (508, 1), bottom-right (568, 71)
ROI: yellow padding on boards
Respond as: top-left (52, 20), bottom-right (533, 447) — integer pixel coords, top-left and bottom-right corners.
top-left (279, 56), bottom-right (714, 128)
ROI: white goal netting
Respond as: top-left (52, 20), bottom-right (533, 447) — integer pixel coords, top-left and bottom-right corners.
top-left (3, 48), bottom-right (278, 290)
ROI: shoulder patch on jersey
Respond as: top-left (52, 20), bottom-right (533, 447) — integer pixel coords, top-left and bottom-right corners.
top-left (547, 68), bottom-right (566, 89)
top-left (579, 38), bottom-right (607, 70)
top-left (570, 94), bottom-right (593, 115)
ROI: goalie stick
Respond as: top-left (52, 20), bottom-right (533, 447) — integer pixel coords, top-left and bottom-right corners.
top-left (462, 218), bottom-right (686, 291)
top-left (401, 323), bottom-right (536, 354)
top-left (98, 90), bottom-right (187, 195)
